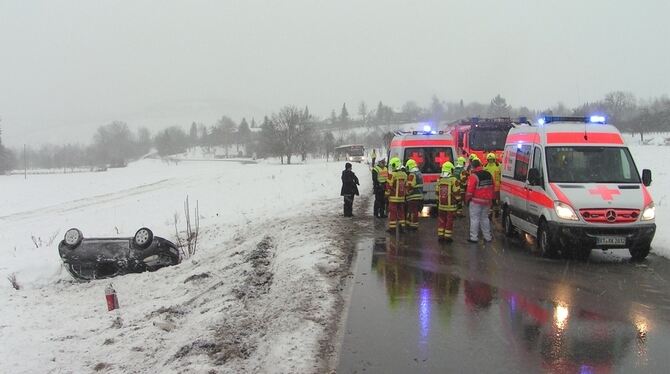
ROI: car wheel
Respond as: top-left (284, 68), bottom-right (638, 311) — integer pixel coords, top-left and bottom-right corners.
top-left (537, 221), bottom-right (558, 258)
top-left (134, 227), bottom-right (154, 249)
top-left (629, 244), bottom-right (651, 262)
top-left (63, 228), bottom-right (83, 248)
top-left (503, 208), bottom-right (515, 238)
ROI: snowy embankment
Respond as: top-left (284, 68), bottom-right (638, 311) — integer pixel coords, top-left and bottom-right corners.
top-left (625, 135), bottom-right (669, 258)
top-left (0, 157), bottom-right (371, 373)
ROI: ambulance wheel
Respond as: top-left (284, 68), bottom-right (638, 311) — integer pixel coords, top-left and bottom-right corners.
top-left (537, 221), bottom-right (558, 258)
top-left (629, 244), bottom-right (651, 262)
top-left (502, 208), bottom-right (515, 238)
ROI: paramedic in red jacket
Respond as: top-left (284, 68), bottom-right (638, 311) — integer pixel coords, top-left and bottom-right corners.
top-left (464, 159), bottom-right (494, 243)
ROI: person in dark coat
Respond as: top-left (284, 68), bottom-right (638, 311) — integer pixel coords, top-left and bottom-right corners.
top-left (341, 162), bottom-right (360, 217)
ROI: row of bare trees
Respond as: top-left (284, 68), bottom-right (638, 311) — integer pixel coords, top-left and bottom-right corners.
top-left (3, 91), bottom-right (670, 172)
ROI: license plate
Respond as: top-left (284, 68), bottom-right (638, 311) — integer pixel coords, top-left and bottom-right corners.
top-left (596, 236), bottom-right (626, 246)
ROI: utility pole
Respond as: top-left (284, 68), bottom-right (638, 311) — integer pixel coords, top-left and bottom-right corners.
top-left (23, 144), bottom-right (26, 179)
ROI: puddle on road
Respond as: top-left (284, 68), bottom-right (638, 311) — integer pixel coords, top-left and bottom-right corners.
top-left (338, 233), bottom-right (668, 373)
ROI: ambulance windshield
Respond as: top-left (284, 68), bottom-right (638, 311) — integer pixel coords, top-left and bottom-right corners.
top-left (404, 147), bottom-right (454, 174)
top-left (546, 147), bottom-right (641, 183)
top-left (469, 128), bottom-right (508, 151)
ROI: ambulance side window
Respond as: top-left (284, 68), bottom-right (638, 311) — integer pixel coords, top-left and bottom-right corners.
top-left (619, 149), bottom-right (632, 180)
top-left (532, 146), bottom-right (545, 188)
top-left (513, 144), bottom-right (532, 182)
top-left (502, 145), bottom-right (516, 179)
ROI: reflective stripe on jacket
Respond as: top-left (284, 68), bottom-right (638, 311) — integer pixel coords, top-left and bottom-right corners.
top-left (373, 165), bottom-right (388, 183)
top-left (437, 175), bottom-right (460, 211)
top-left (406, 169), bottom-right (423, 201)
top-left (465, 167), bottom-right (494, 206)
top-left (387, 170), bottom-right (408, 203)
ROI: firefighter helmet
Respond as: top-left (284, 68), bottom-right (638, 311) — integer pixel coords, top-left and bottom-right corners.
top-left (405, 159), bottom-right (417, 170)
top-left (487, 152), bottom-right (496, 161)
top-left (469, 153), bottom-right (479, 161)
top-left (456, 156), bottom-right (466, 167)
top-left (442, 161), bottom-right (455, 173)
top-left (389, 157), bottom-right (401, 171)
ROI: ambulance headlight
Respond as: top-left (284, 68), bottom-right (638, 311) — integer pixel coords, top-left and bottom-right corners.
top-left (641, 203), bottom-right (655, 221)
top-left (554, 201), bottom-right (578, 221)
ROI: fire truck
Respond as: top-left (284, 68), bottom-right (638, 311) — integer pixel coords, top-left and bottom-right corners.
top-left (388, 126), bottom-right (456, 205)
top-left (447, 117), bottom-right (528, 162)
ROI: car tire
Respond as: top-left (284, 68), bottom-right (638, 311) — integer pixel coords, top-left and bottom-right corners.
top-left (537, 221), bottom-right (558, 258)
top-left (63, 228), bottom-right (84, 248)
top-left (629, 244), bottom-right (651, 262)
top-left (134, 227), bottom-right (154, 249)
top-left (502, 207), bottom-right (515, 238)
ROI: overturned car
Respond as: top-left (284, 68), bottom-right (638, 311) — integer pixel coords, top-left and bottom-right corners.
top-left (58, 227), bottom-right (181, 280)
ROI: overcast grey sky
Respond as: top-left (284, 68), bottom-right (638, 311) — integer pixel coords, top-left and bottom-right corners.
top-left (1, 0), bottom-right (669, 147)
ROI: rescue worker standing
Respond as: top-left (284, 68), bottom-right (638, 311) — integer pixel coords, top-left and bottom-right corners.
top-left (386, 157), bottom-right (408, 232)
top-left (459, 155), bottom-right (477, 217)
top-left (484, 153), bottom-right (502, 218)
top-left (437, 161), bottom-right (460, 242)
top-left (454, 156), bottom-right (467, 217)
top-left (405, 159), bottom-right (423, 230)
top-left (372, 159), bottom-right (388, 218)
top-left (465, 159), bottom-right (494, 242)
top-left (340, 162), bottom-right (360, 217)
top-left (370, 149), bottom-right (377, 167)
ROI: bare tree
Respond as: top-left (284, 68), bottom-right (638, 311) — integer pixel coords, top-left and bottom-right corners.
top-left (358, 101), bottom-right (368, 123)
top-left (272, 105), bottom-right (304, 164)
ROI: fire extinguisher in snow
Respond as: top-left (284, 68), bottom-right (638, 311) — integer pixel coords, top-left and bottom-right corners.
top-left (105, 283), bottom-right (119, 311)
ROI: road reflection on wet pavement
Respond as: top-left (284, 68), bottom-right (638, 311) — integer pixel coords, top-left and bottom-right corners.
top-left (337, 217), bottom-right (670, 373)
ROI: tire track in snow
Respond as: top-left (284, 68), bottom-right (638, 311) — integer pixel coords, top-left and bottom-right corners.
top-left (0, 179), bottom-right (175, 222)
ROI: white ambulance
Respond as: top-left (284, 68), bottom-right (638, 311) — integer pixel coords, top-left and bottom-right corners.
top-left (388, 127), bottom-right (457, 205)
top-left (500, 116), bottom-right (655, 260)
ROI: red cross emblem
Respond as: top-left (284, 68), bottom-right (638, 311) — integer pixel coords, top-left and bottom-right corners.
top-left (435, 152), bottom-right (450, 165)
top-left (409, 152), bottom-right (424, 165)
top-left (588, 185), bottom-right (620, 201)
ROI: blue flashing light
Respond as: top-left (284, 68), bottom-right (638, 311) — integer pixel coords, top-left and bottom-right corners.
top-left (423, 125), bottom-right (432, 132)
top-left (541, 115), bottom-right (607, 125)
top-left (589, 115), bottom-right (606, 123)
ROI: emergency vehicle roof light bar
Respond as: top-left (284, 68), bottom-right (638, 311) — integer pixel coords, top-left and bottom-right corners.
top-left (541, 116), bottom-right (608, 125)
top-left (411, 130), bottom-right (445, 135)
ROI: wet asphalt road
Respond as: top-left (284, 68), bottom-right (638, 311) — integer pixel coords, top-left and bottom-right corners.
top-left (337, 215), bottom-right (670, 373)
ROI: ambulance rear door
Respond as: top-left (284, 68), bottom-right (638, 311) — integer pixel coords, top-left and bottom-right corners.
top-left (403, 146), bottom-right (454, 203)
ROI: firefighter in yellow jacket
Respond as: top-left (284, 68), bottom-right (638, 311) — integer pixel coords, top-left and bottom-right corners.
top-left (437, 161), bottom-right (461, 242)
top-left (484, 153), bottom-right (502, 218)
top-left (404, 158), bottom-right (423, 230)
top-left (386, 157), bottom-right (408, 232)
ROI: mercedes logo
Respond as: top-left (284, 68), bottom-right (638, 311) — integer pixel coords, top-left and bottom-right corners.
top-left (606, 210), bottom-right (617, 222)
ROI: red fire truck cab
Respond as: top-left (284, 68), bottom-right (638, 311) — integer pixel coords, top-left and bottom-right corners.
top-left (448, 117), bottom-right (528, 162)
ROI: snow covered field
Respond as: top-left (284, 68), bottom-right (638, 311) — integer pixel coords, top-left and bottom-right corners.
top-left (0, 157), bottom-right (371, 373)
